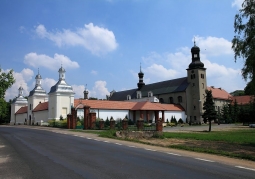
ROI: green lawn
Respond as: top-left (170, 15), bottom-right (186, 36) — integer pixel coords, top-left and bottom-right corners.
top-left (161, 129), bottom-right (255, 146)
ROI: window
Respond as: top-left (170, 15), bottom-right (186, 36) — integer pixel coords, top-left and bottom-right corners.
top-left (169, 97), bottom-right (174, 104)
top-left (159, 98), bottom-right (164, 103)
top-left (127, 95), bottom-right (131, 100)
top-left (148, 91), bottom-right (153, 97)
top-left (194, 116), bottom-right (197, 121)
top-left (201, 74), bottom-right (204, 79)
top-left (136, 91), bottom-right (141, 99)
top-left (192, 83), bottom-right (195, 87)
top-left (193, 105), bottom-right (196, 110)
top-left (202, 83), bottom-right (204, 89)
top-left (194, 54), bottom-right (197, 58)
top-left (178, 96), bottom-right (182, 103)
top-left (62, 107), bottom-right (67, 115)
top-left (191, 74), bottom-right (196, 79)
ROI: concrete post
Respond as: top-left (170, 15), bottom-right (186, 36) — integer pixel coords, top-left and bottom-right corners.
top-left (136, 118), bottom-right (144, 131)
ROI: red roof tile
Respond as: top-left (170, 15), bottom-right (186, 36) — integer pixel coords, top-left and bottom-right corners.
top-left (207, 86), bottom-right (232, 100)
top-left (33, 102), bottom-right (48, 112)
top-left (74, 99), bottom-right (184, 111)
top-left (15, 106), bottom-right (28, 114)
top-left (231, 95), bottom-right (254, 105)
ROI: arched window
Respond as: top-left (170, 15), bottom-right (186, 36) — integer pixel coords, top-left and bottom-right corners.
top-left (148, 91), bottom-right (153, 97)
top-left (178, 96), bottom-right (182, 103)
top-left (136, 91), bottom-right (142, 99)
top-left (127, 95), bottom-right (131, 100)
top-left (159, 98), bottom-right (164, 103)
top-left (169, 97), bottom-right (174, 104)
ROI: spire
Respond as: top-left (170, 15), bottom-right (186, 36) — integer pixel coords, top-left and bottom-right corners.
top-left (35, 68), bottom-right (42, 86)
top-left (18, 86), bottom-right (23, 97)
top-left (58, 65), bottom-right (66, 80)
top-left (137, 63), bottom-right (145, 89)
top-left (84, 84), bottom-right (89, 99)
top-left (188, 42), bottom-right (204, 69)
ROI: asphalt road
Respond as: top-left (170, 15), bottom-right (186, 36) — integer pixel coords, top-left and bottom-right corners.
top-left (0, 126), bottom-right (254, 179)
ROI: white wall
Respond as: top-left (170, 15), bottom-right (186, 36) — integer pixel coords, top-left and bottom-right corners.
top-left (33, 110), bottom-right (48, 125)
top-left (15, 113), bottom-right (27, 125)
top-left (165, 111), bottom-right (186, 123)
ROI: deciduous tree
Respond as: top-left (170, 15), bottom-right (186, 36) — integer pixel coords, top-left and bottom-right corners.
top-left (0, 68), bottom-right (15, 123)
top-left (232, 0), bottom-right (255, 95)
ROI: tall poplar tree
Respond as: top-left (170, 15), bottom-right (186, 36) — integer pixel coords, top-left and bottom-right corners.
top-left (232, 0), bottom-right (255, 95)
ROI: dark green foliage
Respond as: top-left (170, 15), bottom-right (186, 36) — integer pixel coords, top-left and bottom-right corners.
top-left (202, 90), bottom-right (217, 132)
top-left (178, 118), bottom-right (183, 124)
top-left (232, 0), bottom-right (255, 95)
top-left (128, 119), bottom-right (134, 125)
top-left (105, 117), bottom-right (110, 127)
top-left (59, 115), bottom-right (63, 121)
top-left (0, 68), bottom-right (15, 123)
top-left (170, 116), bottom-right (177, 125)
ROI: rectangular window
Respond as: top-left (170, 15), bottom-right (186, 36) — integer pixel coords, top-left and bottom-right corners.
top-left (62, 107), bottom-right (67, 115)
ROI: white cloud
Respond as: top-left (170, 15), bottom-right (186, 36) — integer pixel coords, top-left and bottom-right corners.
top-left (5, 68), bottom-right (34, 100)
top-left (24, 53), bottom-right (79, 71)
top-left (72, 85), bottom-right (85, 99)
top-left (143, 64), bottom-right (178, 83)
top-left (91, 70), bottom-right (98, 75)
top-left (204, 59), bottom-right (245, 92)
top-left (90, 81), bottom-right (109, 99)
top-left (232, 0), bottom-right (243, 9)
top-left (35, 23), bottom-right (118, 55)
top-left (42, 78), bottom-right (57, 93)
top-left (195, 36), bottom-right (233, 56)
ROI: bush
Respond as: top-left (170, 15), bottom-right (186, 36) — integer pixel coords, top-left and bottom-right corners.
top-left (178, 118), bottom-right (184, 124)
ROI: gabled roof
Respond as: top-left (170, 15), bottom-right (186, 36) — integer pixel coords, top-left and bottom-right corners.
top-left (207, 86), bottom-right (232, 100)
top-left (231, 95), bottom-right (254, 105)
top-left (109, 77), bottom-right (188, 101)
top-left (33, 102), bottom-right (48, 112)
top-left (15, 106), bottom-right (28, 114)
top-left (74, 99), bottom-right (185, 111)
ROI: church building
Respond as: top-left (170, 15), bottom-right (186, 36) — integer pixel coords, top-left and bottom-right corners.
top-left (109, 43), bottom-right (231, 124)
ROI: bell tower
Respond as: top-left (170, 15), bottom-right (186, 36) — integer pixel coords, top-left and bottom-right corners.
top-left (186, 41), bottom-right (207, 124)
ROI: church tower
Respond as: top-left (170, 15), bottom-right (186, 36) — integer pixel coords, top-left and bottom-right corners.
top-left (48, 66), bottom-right (75, 120)
top-left (10, 86), bottom-right (28, 125)
top-left (137, 64), bottom-right (145, 89)
top-left (27, 69), bottom-right (48, 125)
top-left (186, 42), bottom-right (207, 124)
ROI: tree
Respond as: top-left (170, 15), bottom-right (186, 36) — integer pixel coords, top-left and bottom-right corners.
top-left (0, 68), bottom-right (15, 123)
top-left (232, 99), bottom-right (239, 123)
top-left (232, 0), bottom-right (255, 95)
top-left (202, 90), bottom-right (217, 132)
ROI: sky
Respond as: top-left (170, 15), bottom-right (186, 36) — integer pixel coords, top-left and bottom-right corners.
top-left (0, 0), bottom-right (247, 101)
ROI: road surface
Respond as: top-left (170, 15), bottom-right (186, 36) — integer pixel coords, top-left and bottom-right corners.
top-left (0, 125), bottom-right (254, 179)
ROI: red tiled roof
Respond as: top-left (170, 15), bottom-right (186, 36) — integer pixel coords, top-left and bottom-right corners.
top-left (33, 102), bottom-right (48, 112)
top-left (207, 86), bottom-right (232, 100)
top-left (15, 106), bottom-right (28, 114)
top-left (74, 100), bottom-right (136, 110)
top-left (74, 99), bottom-right (184, 111)
top-left (231, 95), bottom-right (254, 105)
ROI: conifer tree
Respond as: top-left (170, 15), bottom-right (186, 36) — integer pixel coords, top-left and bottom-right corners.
top-left (202, 90), bottom-right (217, 132)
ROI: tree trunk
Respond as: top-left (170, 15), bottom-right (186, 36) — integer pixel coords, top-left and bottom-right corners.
top-left (209, 120), bottom-right (211, 132)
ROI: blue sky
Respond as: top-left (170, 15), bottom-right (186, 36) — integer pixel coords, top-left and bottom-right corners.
top-left (1, 0), bottom-right (246, 100)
